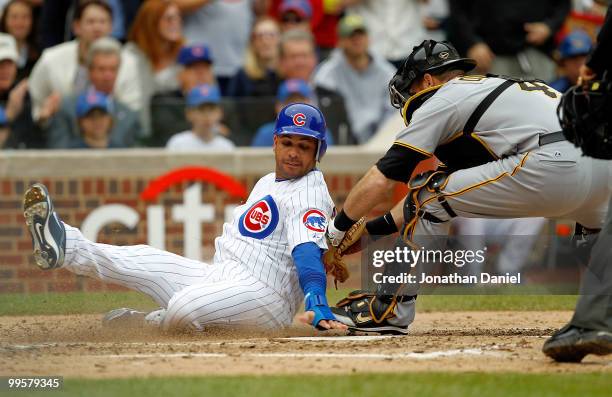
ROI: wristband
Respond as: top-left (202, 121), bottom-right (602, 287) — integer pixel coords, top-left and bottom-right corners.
top-left (334, 210), bottom-right (357, 231)
top-left (366, 212), bottom-right (398, 236)
top-left (304, 292), bottom-right (336, 329)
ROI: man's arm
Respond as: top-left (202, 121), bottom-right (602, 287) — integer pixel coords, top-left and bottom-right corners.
top-left (329, 143), bottom-right (429, 242)
top-left (292, 243), bottom-right (347, 330)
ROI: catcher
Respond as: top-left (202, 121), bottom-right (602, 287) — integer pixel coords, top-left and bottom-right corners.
top-left (323, 39), bottom-right (612, 336)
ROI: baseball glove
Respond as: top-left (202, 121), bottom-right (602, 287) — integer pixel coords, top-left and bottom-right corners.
top-left (324, 217), bottom-right (366, 288)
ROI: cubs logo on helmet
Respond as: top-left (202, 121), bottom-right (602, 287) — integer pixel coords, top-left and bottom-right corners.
top-left (239, 195), bottom-right (279, 239)
top-left (292, 113), bottom-right (306, 126)
top-left (302, 209), bottom-right (327, 233)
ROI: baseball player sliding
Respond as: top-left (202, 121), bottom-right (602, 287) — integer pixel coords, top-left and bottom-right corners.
top-left (325, 40), bottom-right (612, 345)
top-left (23, 103), bottom-right (347, 332)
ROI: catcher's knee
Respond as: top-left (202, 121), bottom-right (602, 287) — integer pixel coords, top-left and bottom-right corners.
top-left (402, 171), bottom-right (457, 237)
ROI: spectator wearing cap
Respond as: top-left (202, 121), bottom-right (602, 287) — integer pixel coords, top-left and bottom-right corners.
top-left (228, 17), bottom-right (281, 98)
top-left (0, 32), bottom-right (42, 148)
top-left (28, 0), bottom-right (141, 123)
top-left (252, 78), bottom-right (333, 147)
top-left (312, 14), bottom-right (395, 143)
top-left (550, 30), bottom-right (594, 93)
top-left (177, 43), bottom-right (216, 94)
top-left (268, 0), bottom-right (342, 60)
top-left (166, 84), bottom-right (234, 151)
top-left (178, 0), bottom-right (265, 96)
top-left (278, 29), bottom-right (318, 82)
top-left (46, 37), bottom-right (141, 149)
top-left (71, 90), bottom-right (120, 149)
top-left (278, 0), bottom-right (312, 33)
top-left (0, 0), bottom-right (41, 82)
top-left (346, 0), bottom-right (429, 68)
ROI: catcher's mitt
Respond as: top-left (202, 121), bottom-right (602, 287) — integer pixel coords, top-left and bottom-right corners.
top-left (323, 217), bottom-right (366, 288)
top-left (558, 76), bottom-right (612, 159)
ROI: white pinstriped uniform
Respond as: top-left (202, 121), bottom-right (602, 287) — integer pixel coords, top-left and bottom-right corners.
top-left (62, 169), bottom-right (334, 330)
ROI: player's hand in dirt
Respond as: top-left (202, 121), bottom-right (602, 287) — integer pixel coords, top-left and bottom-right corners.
top-left (297, 311), bottom-right (348, 331)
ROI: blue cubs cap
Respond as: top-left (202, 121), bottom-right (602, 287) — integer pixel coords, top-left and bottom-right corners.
top-left (280, 0), bottom-right (312, 19)
top-left (558, 30), bottom-right (593, 60)
top-left (178, 44), bottom-right (213, 65)
top-left (277, 79), bottom-right (313, 102)
top-left (0, 106), bottom-right (7, 126)
top-left (186, 84), bottom-right (221, 107)
top-left (76, 90), bottom-right (111, 117)
top-left (274, 103), bottom-right (327, 161)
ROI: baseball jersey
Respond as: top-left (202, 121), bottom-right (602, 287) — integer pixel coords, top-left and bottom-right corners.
top-left (213, 169), bottom-right (334, 305)
top-left (395, 75), bottom-right (563, 171)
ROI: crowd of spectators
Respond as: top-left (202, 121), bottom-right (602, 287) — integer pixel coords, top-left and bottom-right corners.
top-left (0, 0), bottom-right (608, 151)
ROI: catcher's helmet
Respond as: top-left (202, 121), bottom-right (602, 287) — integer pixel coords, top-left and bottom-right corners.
top-left (389, 40), bottom-right (476, 110)
top-left (558, 75), bottom-right (612, 160)
top-left (274, 102), bottom-right (327, 161)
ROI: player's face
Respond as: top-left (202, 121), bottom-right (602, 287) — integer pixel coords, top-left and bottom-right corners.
top-left (273, 134), bottom-right (317, 179)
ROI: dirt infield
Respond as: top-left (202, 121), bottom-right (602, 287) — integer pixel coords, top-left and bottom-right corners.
top-left (1, 311), bottom-right (610, 378)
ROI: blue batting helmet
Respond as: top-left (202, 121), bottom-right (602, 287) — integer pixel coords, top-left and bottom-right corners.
top-left (274, 103), bottom-right (327, 161)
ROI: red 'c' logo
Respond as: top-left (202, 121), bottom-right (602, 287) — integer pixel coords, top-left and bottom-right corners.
top-left (292, 113), bottom-right (306, 126)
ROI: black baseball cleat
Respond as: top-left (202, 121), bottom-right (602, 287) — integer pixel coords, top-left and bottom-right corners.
top-left (331, 306), bottom-right (409, 335)
top-left (330, 291), bottom-right (416, 335)
top-left (23, 183), bottom-right (66, 270)
top-left (542, 324), bottom-right (612, 363)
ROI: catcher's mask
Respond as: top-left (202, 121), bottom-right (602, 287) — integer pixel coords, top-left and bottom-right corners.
top-left (558, 73), bottom-right (612, 160)
top-left (388, 40), bottom-right (476, 113)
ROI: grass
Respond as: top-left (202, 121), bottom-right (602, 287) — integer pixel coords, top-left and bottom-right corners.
top-left (10, 373), bottom-right (611, 397)
top-left (0, 289), bottom-right (577, 316)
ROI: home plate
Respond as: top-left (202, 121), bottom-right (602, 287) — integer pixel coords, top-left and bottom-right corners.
top-left (276, 336), bottom-right (398, 342)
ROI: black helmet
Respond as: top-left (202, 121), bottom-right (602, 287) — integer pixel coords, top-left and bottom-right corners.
top-left (389, 40), bottom-right (476, 109)
top-left (558, 74), bottom-right (612, 160)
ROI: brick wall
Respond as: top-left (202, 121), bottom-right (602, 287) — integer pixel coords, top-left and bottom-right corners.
top-left (0, 150), bottom-right (392, 294)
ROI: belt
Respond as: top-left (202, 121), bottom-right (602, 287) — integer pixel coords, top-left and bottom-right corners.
top-left (539, 131), bottom-right (566, 146)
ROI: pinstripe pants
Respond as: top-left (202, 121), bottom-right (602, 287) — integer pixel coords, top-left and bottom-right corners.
top-left (63, 224), bottom-right (293, 331)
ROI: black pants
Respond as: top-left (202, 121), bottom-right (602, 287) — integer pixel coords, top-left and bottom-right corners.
top-left (570, 196), bottom-right (612, 331)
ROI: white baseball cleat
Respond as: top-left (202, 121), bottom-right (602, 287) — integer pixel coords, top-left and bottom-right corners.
top-left (102, 308), bottom-right (166, 328)
top-left (23, 183), bottom-right (66, 270)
